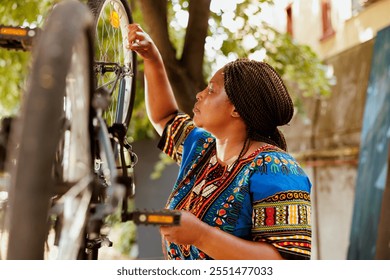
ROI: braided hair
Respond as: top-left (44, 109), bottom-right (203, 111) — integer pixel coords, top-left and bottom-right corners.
top-left (223, 59), bottom-right (293, 151)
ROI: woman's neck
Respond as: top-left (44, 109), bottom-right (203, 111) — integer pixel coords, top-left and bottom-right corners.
top-left (215, 138), bottom-right (267, 166)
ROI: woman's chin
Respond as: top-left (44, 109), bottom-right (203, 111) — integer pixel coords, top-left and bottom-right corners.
top-left (193, 116), bottom-right (202, 128)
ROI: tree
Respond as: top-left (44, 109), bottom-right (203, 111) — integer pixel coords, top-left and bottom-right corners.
top-left (0, 0), bottom-right (56, 117)
top-left (136, 0), bottom-right (331, 117)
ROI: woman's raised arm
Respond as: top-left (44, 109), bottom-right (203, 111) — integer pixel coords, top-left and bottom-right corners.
top-left (128, 24), bottom-right (179, 135)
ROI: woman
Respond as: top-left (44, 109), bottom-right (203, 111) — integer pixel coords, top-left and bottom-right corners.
top-left (128, 24), bottom-right (312, 260)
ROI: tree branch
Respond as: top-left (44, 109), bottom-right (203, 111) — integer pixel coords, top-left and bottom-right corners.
top-left (137, 0), bottom-right (210, 115)
top-left (182, 0), bottom-right (211, 85)
top-left (138, 0), bottom-right (177, 62)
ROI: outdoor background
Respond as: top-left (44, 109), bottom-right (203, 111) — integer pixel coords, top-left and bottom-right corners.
top-left (1, 0), bottom-right (389, 260)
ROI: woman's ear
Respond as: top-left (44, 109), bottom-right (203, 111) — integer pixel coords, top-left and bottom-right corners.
top-left (231, 107), bottom-right (240, 118)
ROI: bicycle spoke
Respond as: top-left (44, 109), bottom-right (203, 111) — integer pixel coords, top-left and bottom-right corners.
top-left (55, 176), bottom-right (93, 260)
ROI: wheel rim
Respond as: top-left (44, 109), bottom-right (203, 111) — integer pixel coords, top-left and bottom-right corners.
top-left (49, 31), bottom-right (92, 260)
top-left (94, 0), bottom-right (135, 126)
top-left (63, 35), bottom-right (91, 182)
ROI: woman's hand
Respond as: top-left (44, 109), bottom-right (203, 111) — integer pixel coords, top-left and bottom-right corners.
top-left (127, 23), bottom-right (160, 61)
top-left (160, 210), bottom-right (284, 260)
top-left (160, 210), bottom-right (208, 246)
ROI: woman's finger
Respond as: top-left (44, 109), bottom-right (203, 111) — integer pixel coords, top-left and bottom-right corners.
top-left (128, 30), bottom-right (142, 43)
top-left (127, 23), bottom-right (142, 34)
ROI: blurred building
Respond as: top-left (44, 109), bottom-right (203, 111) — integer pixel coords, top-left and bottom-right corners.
top-left (264, 0), bottom-right (390, 259)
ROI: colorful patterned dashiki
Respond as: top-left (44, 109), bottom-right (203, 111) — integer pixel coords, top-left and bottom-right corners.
top-left (158, 113), bottom-right (312, 260)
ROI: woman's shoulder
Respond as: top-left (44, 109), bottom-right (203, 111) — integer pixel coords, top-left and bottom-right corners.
top-left (168, 113), bottom-right (215, 166)
top-left (249, 145), bottom-right (305, 174)
top-left (247, 145), bottom-right (311, 196)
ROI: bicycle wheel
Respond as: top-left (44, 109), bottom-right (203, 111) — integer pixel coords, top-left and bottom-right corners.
top-left (88, 0), bottom-right (137, 128)
top-left (5, 0), bottom-right (94, 259)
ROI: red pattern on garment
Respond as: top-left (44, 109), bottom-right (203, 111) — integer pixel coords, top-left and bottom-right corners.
top-left (266, 207), bottom-right (275, 225)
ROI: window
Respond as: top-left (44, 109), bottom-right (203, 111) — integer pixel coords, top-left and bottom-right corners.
top-left (352, 0), bottom-right (380, 15)
top-left (320, 0), bottom-right (335, 41)
top-left (286, 4), bottom-right (293, 37)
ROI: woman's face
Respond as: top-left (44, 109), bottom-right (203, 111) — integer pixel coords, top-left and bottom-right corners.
top-left (193, 68), bottom-right (235, 133)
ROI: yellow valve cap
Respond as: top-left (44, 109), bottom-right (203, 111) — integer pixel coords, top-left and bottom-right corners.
top-left (110, 11), bottom-right (120, 29)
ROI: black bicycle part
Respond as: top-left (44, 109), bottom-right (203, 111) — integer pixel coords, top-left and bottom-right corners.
top-left (88, 0), bottom-right (141, 228)
top-left (0, 117), bottom-right (12, 172)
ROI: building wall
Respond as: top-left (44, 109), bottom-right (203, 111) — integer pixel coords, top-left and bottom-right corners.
top-left (319, 0), bottom-right (390, 59)
top-left (266, 0), bottom-right (390, 59)
top-left (272, 0), bottom-right (390, 259)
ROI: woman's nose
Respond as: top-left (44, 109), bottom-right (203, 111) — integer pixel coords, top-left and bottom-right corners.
top-left (196, 88), bottom-right (206, 100)
top-left (195, 91), bottom-right (203, 101)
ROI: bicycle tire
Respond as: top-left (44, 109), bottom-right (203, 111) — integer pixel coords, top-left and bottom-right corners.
top-left (5, 0), bottom-right (94, 259)
top-left (87, 0), bottom-right (137, 128)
